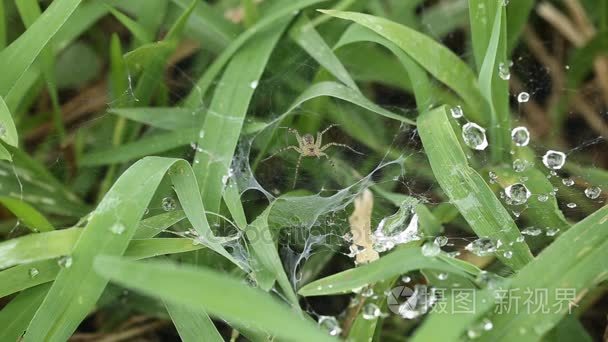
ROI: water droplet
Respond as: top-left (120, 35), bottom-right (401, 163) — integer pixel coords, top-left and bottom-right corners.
top-left (398, 285), bottom-right (438, 319)
top-left (249, 80), bottom-right (259, 89)
top-left (438, 273), bottom-right (448, 280)
top-left (462, 122), bottom-right (488, 150)
top-left (505, 183), bottom-right (531, 205)
top-left (421, 241), bottom-right (441, 257)
top-left (110, 222), bottom-right (126, 235)
top-left (434, 236), bottom-right (448, 247)
top-left (517, 92), bottom-right (530, 103)
top-left (362, 303), bottom-right (382, 320)
top-left (584, 186), bottom-right (601, 199)
top-left (488, 171), bottom-right (498, 183)
top-left (516, 235), bottom-right (525, 243)
top-left (401, 275), bottom-right (411, 283)
top-left (546, 227), bottom-right (560, 237)
top-left (521, 227), bottom-right (542, 236)
top-left (562, 178), bottom-right (574, 186)
top-left (199, 130), bottom-right (205, 139)
top-left (29, 268), bottom-right (39, 278)
top-left (503, 251), bottom-right (513, 259)
top-left (475, 271), bottom-right (501, 289)
top-left (450, 105), bottom-right (464, 118)
top-left (361, 287), bottom-right (375, 298)
top-left (465, 238), bottom-right (497, 256)
top-left (373, 201), bottom-right (420, 252)
top-left (498, 62), bottom-right (510, 80)
top-left (467, 318), bottom-right (494, 339)
top-left (537, 194), bottom-right (549, 202)
top-left (318, 316), bottom-right (342, 336)
top-left (511, 126), bottom-right (530, 146)
top-left (566, 202), bottom-right (577, 208)
top-left (162, 197), bottom-right (177, 211)
top-left (512, 159), bottom-right (528, 172)
top-left (57, 255), bottom-right (73, 268)
top-left (542, 150), bottom-right (566, 169)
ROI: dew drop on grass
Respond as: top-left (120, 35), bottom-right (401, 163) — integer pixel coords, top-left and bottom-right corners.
top-left (511, 126), bottom-right (530, 146)
top-left (503, 251), bottom-right (513, 259)
top-left (401, 275), bottom-right (411, 283)
top-left (521, 227), bottom-right (542, 236)
top-left (362, 303), bottom-right (382, 320)
top-left (373, 201), bottom-right (420, 252)
top-left (249, 80), bottom-right (259, 89)
top-left (546, 227), bottom-right (560, 237)
top-left (505, 183), bottom-right (531, 205)
top-left (488, 171), bottom-right (498, 183)
top-left (465, 238), bottom-right (497, 256)
top-left (434, 235), bottom-right (448, 247)
top-left (475, 271), bottom-right (501, 289)
top-left (29, 267), bottom-right (39, 278)
top-left (438, 272), bottom-right (448, 280)
top-left (584, 186), bottom-right (601, 199)
top-left (450, 105), bottom-right (464, 118)
top-left (57, 255), bottom-right (73, 268)
top-left (542, 150), bottom-right (566, 169)
top-left (516, 235), bottom-right (525, 242)
top-left (517, 92), bottom-right (530, 103)
top-left (318, 316), bottom-right (342, 336)
top-left (462, 123), bottom-right (488, 150)
top-left (161, 197), bottom-right (177, 211)
top-left (498, 62), bottom-right (510, 80)
top-left (421, 241), bottom-right (441, 257)
top-left (566, 202), bottom-right (577, 208)
top-left (562, 178), bottom-right (574, 186)
top-left (467, 318), bottom-right (494, 339)
top-left (537, 194), bottom-right (549, 202)
top-left (361, 287), bottom-right (375, 298)
top-left (110, 222), bottom-right (126, 235)
top-left (398, 285), bottom-right (437, 319)
top-left (512, 159), bottom-right (528, 172)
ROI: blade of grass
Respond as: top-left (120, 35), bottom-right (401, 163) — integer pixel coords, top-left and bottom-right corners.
top-left (417, 106), bottom-right (533, 270)
top-left (94, 256), bottom-right (337, 342)
top-left (0, 196), bottom-right (54, 232)
top-left (23, 157), bottom-right (235, 341)
top-left (0, 96), bottom-right (18, 147)
top-left (0, 237), bottom-right (203, 298)
top-left (109, 107), bottom-right (202, 130)
top-left (0, 143), bottom-right (10, 161)
top-left (133, 210), bottom-right (186, 239)
top-left (165, 302), bottom-right (224, 342)
top-left (192, 18), bottom-right (290, 217)
top-left (298, 245), bottom-right (478, 296)
top-left (182, 0), bottom-right (328, 107)
top-left (0, 0), bottom-right (84, 97)
top-left (106, 5), bottom-right (154, 44)
top-left (0, 284), bottom-right (51, 342)
top-left (319, 9), bottom-right (488, 125)
top-left (290, 15), bottom-right (359, 90)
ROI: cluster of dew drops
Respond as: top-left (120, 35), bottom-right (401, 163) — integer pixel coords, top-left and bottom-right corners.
top-left (317, 59), bottom-right (603, 339)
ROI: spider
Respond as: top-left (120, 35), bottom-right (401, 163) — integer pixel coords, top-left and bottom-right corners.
top-left (263, 124), bottom-right (361, 188)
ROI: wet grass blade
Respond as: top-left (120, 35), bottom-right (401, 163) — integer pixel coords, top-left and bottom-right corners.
top-left (0, 284), bottom-right (50, 342)
top-left (298, 245), bottom-right (478, 296)
top-left (481, 205), bottom-right (608, 341)
top-left (417, 106), bottom-right (533, 270)
top-left (94, 256), bottom-right (337, 342)
top-left (23, 157), bottom-right (233, 341)
top-left (290, 15), bottom-right (359, 90)
top-left (0, 237), bottom-right (202, 298)
top-left (165, 303), bottom-right (224, 342)
top-left (192, 18), bottom-right (290, 217)
top-left (0, 0), bottom-right (83, 97)
top-left (319, 10), bottom-right (488, 125)
top-left (182, 0), bottom-right (327, 107)
top-left (109, 107), bottom-right (202, 131)
top-left (0, 96), bottom-right (18, 147)
top-left (0, 196), bottom-right (54, 232)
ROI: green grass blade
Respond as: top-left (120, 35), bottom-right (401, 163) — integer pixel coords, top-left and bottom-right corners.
top-left (481, 206), bottom-right (608, 341)
top-left (183, 0), bottom-right (327, 107)
top-left (93, 256), bottom-right (337, 342)
top-left (0, 0), bottom-right (84, 97)
top-left (417, 106), bottom-right (533, 270)
top-left (109, 107), bottom-right (202, 130)
top-left (290, 15), bottom-right (359, 90)
top-left (0, 284), bottom-right (50, 342)
top-left (80, 129), bottom-right (196, 166)
top-left (22, 157), bottom-right (232, 341)
top-left (0, 143), bottom-right (10, 161)
top-left (192, 18), bottom-right (290, 217)
top-left (0, 237), bottom-right (202, 298)
top-left (0, 96), bottom-right (18, 147)
top-left (133, 210), bottom-right (186, 238)
top-left (0, 196), bottom-right (54, 232)
top-left (165, 302), bottom-right (224, 342)
top-left (106, 5), bottom-right (154, 44)
top-left (320, 10), bottom-right (488, 124)
top-left (298, 245), bottom-right (477, 296)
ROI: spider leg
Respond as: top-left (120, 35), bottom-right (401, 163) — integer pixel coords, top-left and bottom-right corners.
top-left (320, 142), bottom-right (363, 155)
top-left (288, 128), bottom-right (304, 147)
top-left (292, 154), bottom-right (303, 189)
top-left (262, 145), bottom-right (301, 162)
top-left (316, 124), bottom-right (340, 148)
